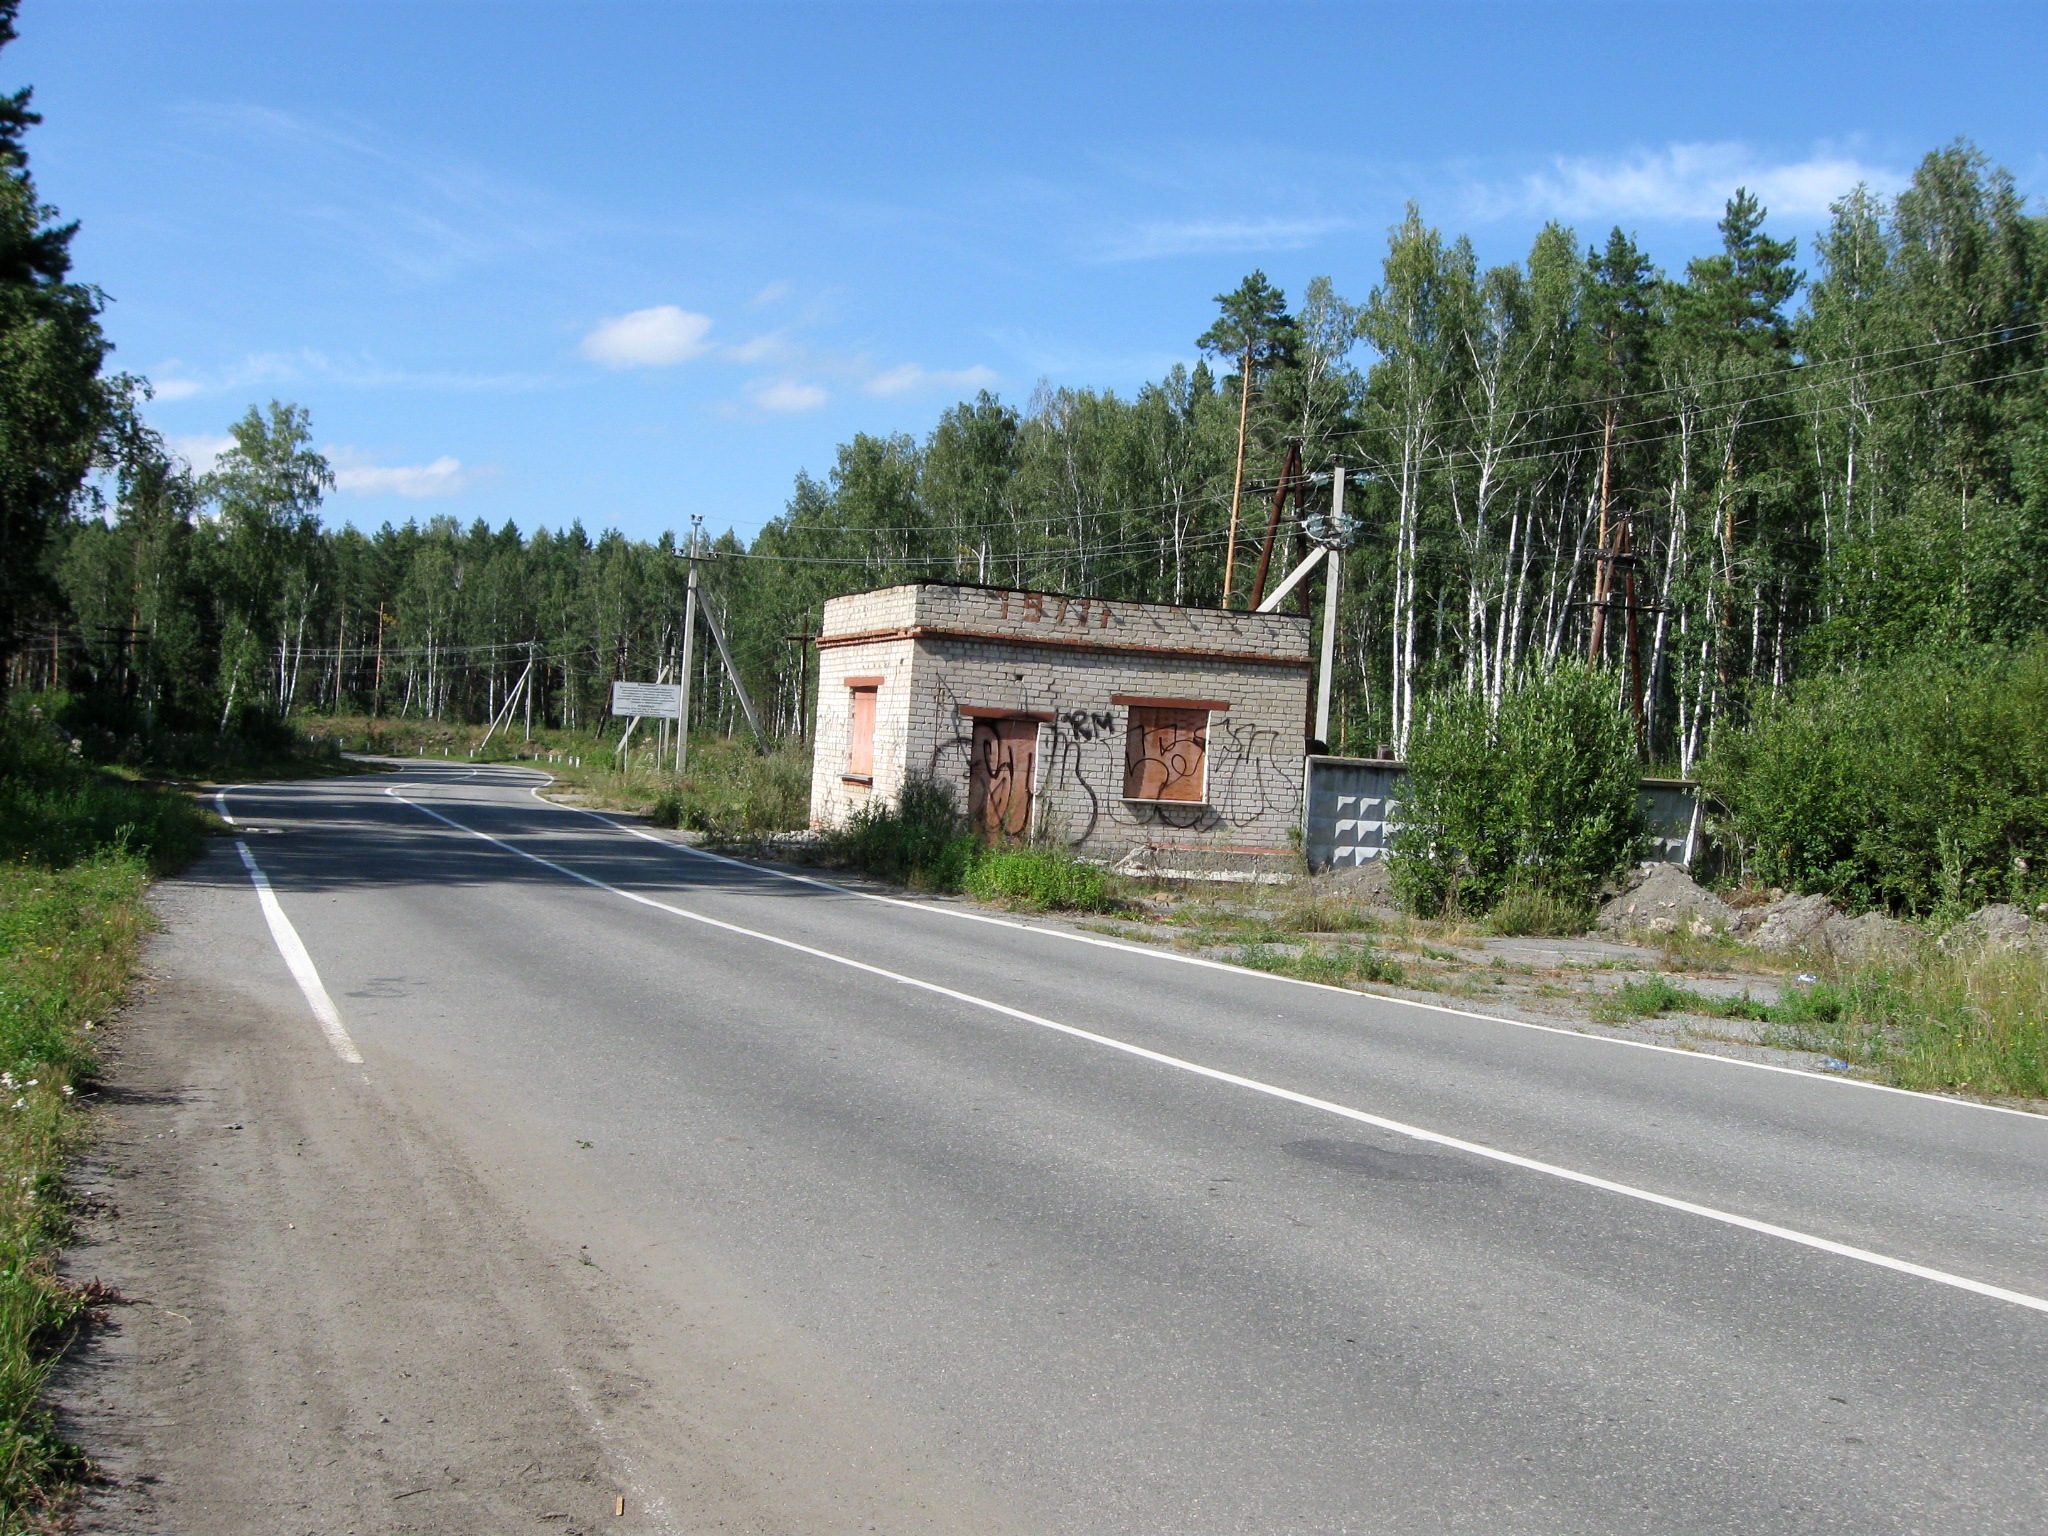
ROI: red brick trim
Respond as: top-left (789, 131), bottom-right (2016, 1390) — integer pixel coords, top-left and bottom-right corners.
top-left (1111, 695), bottom-right (1230, 712)
top-left (842, 675), bottom-right (883, 688)
top-left (815, 625), bottom-right (1309, 670)
top-left (955, 706), bottom-right (1055, 721)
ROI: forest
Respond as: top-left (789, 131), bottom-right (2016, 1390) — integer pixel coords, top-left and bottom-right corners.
top-left (12, 141), bottom-right (2048, 777)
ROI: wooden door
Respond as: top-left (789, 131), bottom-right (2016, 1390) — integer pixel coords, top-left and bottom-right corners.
top-left (968, 718), bottom-right (1037, 841)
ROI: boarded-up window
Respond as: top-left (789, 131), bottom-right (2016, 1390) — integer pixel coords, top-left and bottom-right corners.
top-left (1123, 706), bottom-right (1208, 802)
top-left (846, 685), bottom-right (878, 779)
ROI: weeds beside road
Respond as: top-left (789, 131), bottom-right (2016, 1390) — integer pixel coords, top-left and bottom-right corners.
top-left (0, 705), bottom-right (216, 1526)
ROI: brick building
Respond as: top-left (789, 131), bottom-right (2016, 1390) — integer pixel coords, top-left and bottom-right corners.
top-left (809, 582), bottom-right (1312, 858)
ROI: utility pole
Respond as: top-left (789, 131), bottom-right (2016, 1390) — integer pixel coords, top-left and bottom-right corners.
top-left (1314, 467), bottom-right (1345, 752)
top-left (1249, 439), bottom-right (1305, 610)
top-left (523, 639), bottom-right (536, 742)
top-left (676, 517), bottom-right (701, 775)
top-left (1221, 337), bottom-right (1253, 608)
top-left (1587, 397), bottom-right (1617, 665)
top-left (373, 603), bottom-right (387, 717)
top-left (1621, 514), bottom-right (1646, 753)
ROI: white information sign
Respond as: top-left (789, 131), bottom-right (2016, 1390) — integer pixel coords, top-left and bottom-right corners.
top-left (610, 681), bottom-right (684, 720)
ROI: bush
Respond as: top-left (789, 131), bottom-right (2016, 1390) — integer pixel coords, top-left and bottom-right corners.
top-left (832, 776), bottom-right (982, 891)
top-left (1699, 638), bottom-right (2048, 915)
top-left (1390, 664), bottom-right (1641, 917)
top-left (648, 738), bottom-right (812, 841)
top-left (965, 848), bottom-right (1116, 912)
top-left (0, 701), bottom-right (208, 873)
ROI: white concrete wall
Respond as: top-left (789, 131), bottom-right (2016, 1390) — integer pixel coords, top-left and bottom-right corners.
top-left (810, 584), bottom-right (1312, 855)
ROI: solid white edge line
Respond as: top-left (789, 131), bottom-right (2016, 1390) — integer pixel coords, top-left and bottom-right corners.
top-left (513, 781), bottom-right (2045, 1124)
top-left (392, 785), bottom-right (2048, 1318)
top-left (235, 839), bottom-right (364, 1065)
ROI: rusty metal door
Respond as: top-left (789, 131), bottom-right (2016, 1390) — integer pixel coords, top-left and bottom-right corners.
top-left (968, 718), bottom-right (1036, 841)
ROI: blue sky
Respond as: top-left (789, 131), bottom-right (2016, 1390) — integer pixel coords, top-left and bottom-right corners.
top-left (15, 1), bottom-right (2048, 544)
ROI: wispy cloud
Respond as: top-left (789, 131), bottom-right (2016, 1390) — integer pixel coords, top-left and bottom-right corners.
top-left (330, 448), bottom-right (471, 498)
top-left (183, 102), bottom-right (587, 284)
top-left (863, 362), bottom-right (998, 399)
top-left (169, 433), bottom-right (235, 475)
top-left (579, 306), bottom-right (715, 368)
top-left (143, 350), bottom-right (547, 400)
top-left (724, 330), bottom-right (791, 364)
top-left (750, 379), bottom-right (829, 413)
top-left (1482, 142), bottom-right (1904, 223)
top-left (1092, 215), bottom-right (1351, 263)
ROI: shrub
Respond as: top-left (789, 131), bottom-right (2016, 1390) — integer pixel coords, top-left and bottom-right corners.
top-left (832, 776), bottom-right (982, 891)
top-left (1698, 638), bottom-right (2048, 914)
top-left (648, 738), bottom-right (811, 841)
top-left (1390, 664), bottom-right (1641, 917)
top-left (0, 701), bottom-right (208, 873)
top-left (965, 848), bottom-right (1115, 912)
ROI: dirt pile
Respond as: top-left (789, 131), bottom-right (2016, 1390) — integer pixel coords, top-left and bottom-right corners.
top-left (1939, 903), bottom-right (2048, 955)
top-left (1595, 864), bottom-right (1735, 937)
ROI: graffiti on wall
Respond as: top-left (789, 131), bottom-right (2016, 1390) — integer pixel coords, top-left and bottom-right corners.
top-left (925, 674), bottom-right (1300, 845)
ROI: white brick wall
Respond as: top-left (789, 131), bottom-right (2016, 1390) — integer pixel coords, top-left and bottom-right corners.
top-left (810, 584), bottom-right (1312, 854)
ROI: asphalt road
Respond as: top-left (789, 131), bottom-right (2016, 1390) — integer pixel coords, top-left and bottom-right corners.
top-left (78, 761), bottom-right (2048, 1534)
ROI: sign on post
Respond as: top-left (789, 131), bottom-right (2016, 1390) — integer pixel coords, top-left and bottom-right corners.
top-left (610, 681), bottom-right (683, 720)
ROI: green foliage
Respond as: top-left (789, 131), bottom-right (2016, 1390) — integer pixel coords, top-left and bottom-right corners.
top-left (0, 700), bottom-right (208, 872)
top-left (1391, 664), bottom-right (1642, 917)
top-left (0, 685), bottom-right (209, 1520)
top-left (0, 0), bottom-right (128, 689)
top-left (647, 739), bottom-right (812, 842)
top-left (1236, 942), bottom-right (1406, 988)
top-left (965, 847), bottom-right (1116, 913)
top-left (1698, 638), bottom-right (2048, 914)
top-left (1486, 885), bottom-right (1593, 937)
top-left (1761, 950), bottom-right (2048, 1100)
top-left (830, 776), bottom-right (982, 892)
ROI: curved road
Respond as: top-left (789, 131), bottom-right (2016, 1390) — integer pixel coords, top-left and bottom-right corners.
top-left (67, 762), bottom-right (2048, 1533)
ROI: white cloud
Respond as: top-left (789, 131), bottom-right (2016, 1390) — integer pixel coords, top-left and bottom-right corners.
top-left (1093, 215), bottom-right (1351, 263)
top-left (169, 434), bottom-right (235, 474)
top-left (579, 306), bottom-right (715, 369)
top-left (751, 280), bottom-right (792, 307)
top-left (150, 375), bottom-right (204, 402)
top-left (1494, 142), bottom-right (1903, 223)
top-left (725, 331), bottom-right (790, 364)
top-left (329, 449), bottom-right (469, 498)
top-left (864, 363), bottom-right (999, 399)
top-left (751, 379), bottom-right (829, 413)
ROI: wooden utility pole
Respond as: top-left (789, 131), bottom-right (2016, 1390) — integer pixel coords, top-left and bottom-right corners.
top-left (1587, 398), bottom-right (1616, 664)
top-left (1622, 513), bottom-right (1646, 752)
top-left (1221, 338), bottom-right (1254, 608)
top-left (1249, 439), bottom-right (1305, 610)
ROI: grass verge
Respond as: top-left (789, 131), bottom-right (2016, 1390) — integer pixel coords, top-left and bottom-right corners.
top-left (1586, 957), bottom-right (2048, 1101)
top-left (1236, 942), bottom-right (1407, 989)
top-left (0, 704), bottom-right (214, 1524)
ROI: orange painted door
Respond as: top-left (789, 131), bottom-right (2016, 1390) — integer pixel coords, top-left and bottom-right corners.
top-left (968, 718), bottom-right (1036, 841)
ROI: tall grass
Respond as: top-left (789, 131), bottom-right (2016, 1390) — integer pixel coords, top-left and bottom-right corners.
top-left (1762, 949), bottom-right (2048, 1099)
top-left (965, 848), bottom-right (1116, 913)
top-left (648, 739), bottom-right (812, 842)
top-left (0, 702), bottom-right (213, 1521)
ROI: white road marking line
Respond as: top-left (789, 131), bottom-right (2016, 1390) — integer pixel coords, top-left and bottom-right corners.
top-left (235, 840), bottom-right (364, 1065)
top-left (213, 786), bottom-right (239, 825)
top-left (520, 783), bottom-right (2046, 1123)
top-left (393, 785), bottom-right (2048, 1317)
